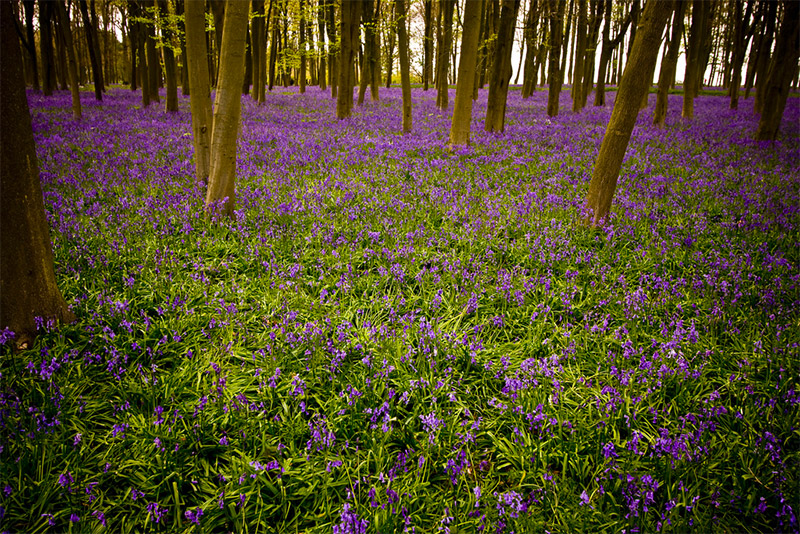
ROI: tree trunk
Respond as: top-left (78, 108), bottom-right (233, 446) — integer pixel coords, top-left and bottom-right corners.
top-left (571, 0), bottom-right (587, 111)
top-left (299, 0), bottom-right (307, 93)
top-left (653, 0), bottom-right (685, 126)
top-left (326, 0), bottom-right (338, 96)
top-left (729, 0), bottom-right (755, 110)
top-left (547, 0), bottom-right (566, 117)
top-left (205, 0), bottom-right (249, 218)
top-left (584, 0), bottom-right (671, 226)
top-left (269, 0), bottom-right (279, 91)
top-left (1, 1), bottom-right (76, 349)
top-left (450, 0), bottom-right (483, 145)
top-left (54, 4), bottom-right (68, 90)
top-left (580, 0), bottom-right (604, 108)
top-left (22, 1), bottom-right (39, 92)
top-left (175, 0), bottom-right (190, 95)
top-left (595, 0), bottom-right (632, 106)
top-left (423, 0), bottom-right (434, 89)
top-left (185, 0), bottom-right (212, 185)
top-left (521, 0), bottom-right (538, 98)
top-left (79, 0), bottom-right (103, 100)
top-left (436, 0), bottom-right (456, 110)
top-left (371, 0), bottom-right (382, 98)
top-left (132, 1), bottom-right (150, 106)
top-left (40, 1), bottom-right (56, 95)
top-left (396, 0), bottom-right (412, 132)
top-left (485, 0), bottom-right (521, 132)
top-left (54, 1), bottom-right (82, 119)
top-left (158, 0), bottom-right (178, 111)
top-left (145, 0), bottom-right (160, 102)
top-left (253, 0), bottom-right (266, 101)
top-left (358, 0), bottom-right (376, 104)
top-left (755, 0), bottom-right (800, 140)
top-left (682, 0), bottom-right (709, 119)
top-left (243, 24), bottom-right (252, 94)
top-left (384, 0), bottom-right (395, 87)
top-left (317, 0), bottom-right (327, 91)
top-left (753, 0), bottom-right (778, 112)
top-left (337, 0), bottom-right (361, 119)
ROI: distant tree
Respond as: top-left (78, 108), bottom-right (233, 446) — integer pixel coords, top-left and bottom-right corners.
top-left (337, 0), bottom-right (361, 119)
top-left (682, 0), bottom-right (713, 119)
top-left (299, 0), bottom-right (307, 93)
top-left (728, 0), bottom-right (756, 110)
top-left (325, 0), bottom-right (338, 96)
top-left (358, 0), bottom-right (379, 104)
top-left (547, 0), bottom-right (566, 117)
top-left (158, 0), bottom-right (179, 112)
top-left (584, 0), bottom-right (672, 226)
top-left (423, 0), bottom-right (434, 90)
top-left (653, 0), bottom-right (686, 126)
top-left (185, 0), bottom-right (212, 184)
top-left (383, 0), bottom-right (396, 87)
top-left (595, 0), bottom-right (632, 106)
top-left (54, 0), bottom-right (82, 119)
top-left (205, 0), bottom-right (250, 218)
top-left (1, 1), bottom-right (76, 349)
top-left (436, 0), bottom-right (456, 110)
top-left (450, 0), bottom-right (483, 145)
top-left (485, 0), bottom-right (521, 132)
top-left (755, 0), bottom-right (800, 141)
top-left (317, 0), bottom-right (327, 91)
top-left (571, 0), bottom-right (588, 111)
top-left (396, 0), bottom-right (412, 132)
top-left (521, 0), bottom-right (539, 98)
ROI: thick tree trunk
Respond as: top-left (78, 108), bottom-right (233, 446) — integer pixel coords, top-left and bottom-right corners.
top-left (79, 0), bottom-right (103, 100)
top-left (547, 0), bottom-right (566, 117)
top-left (1, 1), bottom-right (76, 349)
top-left (653, 0), bottom-right (686, 126)
top-left (205, 0), bottom-right (250, 218)
top-left (755, 0), bottom-right (800, 140)
top-left (450, 0), bottom-right (483, 146)
top-left (396, 0), bottom-right (412, 132)
top-left (584, 0), bottom-right (671, 226)
top-left (337, 0), bottom-right (361, 119)
top-left (40, 1), bottom-right (56, 95)
top-left (158, 0), bottom-right (178, 111)
top-left (485, 0), bottom-right (521, 132)
top-left (185, 0), bottom-right (212, 185)
top-left (53, 4), bottom-right (68, 90)
top-left (436, 0), bottom-right (456, 110)
top-left (54, 1), bottom-right (82, 119)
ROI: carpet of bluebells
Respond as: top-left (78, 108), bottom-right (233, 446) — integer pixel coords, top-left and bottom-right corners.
top-left (1, 85), bottom-right (798, 533)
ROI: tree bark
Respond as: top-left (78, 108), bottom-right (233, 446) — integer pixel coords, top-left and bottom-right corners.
top-left (521, 0), bottom-right (538, 98)
top-left (317, 0), bottom-right (327, 91)
top-left (253, 0), bottom-right (266, 101)
top-left (653, 0), bottom-right (685, 126)
top-left (571, 0), bottom-right (587, 110)
top-left (423, 0), bottom-right (434, 90)
top-left (384, 0), bottom-right (395, 87)
top-left (1, 1), bottom-right (76, 349)
top-left (325, 0), bottom-right (338, 96)
top-left (22, 0), bottom-right (39, 92)
top-left (79, 0), bottom-right (103, 100)
top-left (755, 0), bottom-right (800, 140)
top-left (358, 0), bottom-right (376, 104)
top-left (753, 0), bottom-right (778, 111)
top-left (547, 0), bottom-right (566, 117)
top-left (485, 0), bottom-right (521, 132)
top-left (396, 0), bottom-right (412, 132)
top-left (682, 0), bottom-right (710, 119)
top-left (40, 1), bottom-right (56, 95)
top-left (269, 0), bottom-right (279, 91)
top-left (132, 1), bottom-right (151, 106)
top-left (450, 0), bottom-right (483, 145)
top-left (158, 0), bottom-right (179, 111)
top-left (185, 0), bottom-right (212, 185)
top-left (144, 0), bottom-right (160, 101)
top-left (205, 0), bottom-right (250, 218)
top-left (299, 0), bottom-right (307, 93)
top-left (579, 0), bottom-right (604, 108)
top-left (54, 1), bottom-right (82, 119)
top-left (175, 0), bottom-right (190, 95)
top-left (436, 0), bottom-right (456, 110)
top-left (595, 0), bottom-right (632, 106)
top-left (584, 0), bottom-right (671, 226)
top-left (337, 0), bottom-right (361, 119)
top-left (729, 0), bottom-right (755, 110)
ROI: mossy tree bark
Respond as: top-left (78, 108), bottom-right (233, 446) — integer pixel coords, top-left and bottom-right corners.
top-left (755, 0), bottom-right (800, 141)
top-left (396, 0), bottom-right (412, 132)
top-left (485, 0), bottom-right (521, 132)
top-left (449, 0), bottom-right (483, 146)
top-left (584, 0), bottom-right (672, 226)
top-left (185, 0), bottom-right (212, 185)
top-left (1, 1), bottom-right (76, 349)
top-left (205, 0), bottom-right (250, 218)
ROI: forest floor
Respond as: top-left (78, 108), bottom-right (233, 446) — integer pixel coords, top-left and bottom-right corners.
top-left (1, 86), bottom-right (798, 533)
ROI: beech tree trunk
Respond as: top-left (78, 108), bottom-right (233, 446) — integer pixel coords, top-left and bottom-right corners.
top-left (1, 1), bottom-right (76, 349)
top-left (436, 0), bottom-right (456, 110)
top-left (144, 0), bottom-right (160, 102)
top-left (584, 0), bottom-right (671, 226)
top-left (450, 0), bottom-right (483, 146)
top-left (547, 0), bottom-right (566, 117)
top-left (521, 0), bottom-right (538, 98)
top-left (159, 0), bottom-right (178, 111)
top-left (317, 0), bottom-right (327, 91)
top-left (580, 0), bottom-right (604, 108)
top-left (54, 0), bottom-right (82, 119)
top-left (337, 0), bottom-right (361, 119)
top-left (269, 0), bottom-right (279, 91)
top-left (384, 0), bottom-right (395, 87)
top-left (185, 0), bottom-right (212, 184)
top-left (79, 0), bottom-right (103, 100)
top-left (485, 0), bottom-right (521, 132)
top-left (358, 0), bottom-right (376, 104)
top-left (176, 0), bottom-right (190, 95)
top-left (755, 0), bottom-right (800, 141)
top-left (396, 0), bottom-right (412, 132)
top-left (653, 0), bottom-right (686, 126)
top-left (299, 0), bottom-right (307, 93)
top-left (595, 0), bottom-right (632, 106)
top-left (205, 0), bottom-right (250, 218)
top-left (423, 0), bottom-right (434, 90)
top-left (325, 0), bottom-right (338, 96)
top-left (729, 0), bottom-right (754, 110)
top-left (682, 0), bottom-right (710, 119)
top-left (133, 1), bottom-right (151, 106)
top-left (253, 0), bottom-right (266, 102)
top-left (571, 0), bottom-right (587, 111)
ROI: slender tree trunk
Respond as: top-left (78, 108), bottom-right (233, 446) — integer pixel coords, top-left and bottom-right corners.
top-left (40, 1), bottom-right (56, 95)
top-left (22, 0), bottom-right (39, 92)
top-left (79, 0), bottom-right (103, 100)
top-left (337, 0), bottom-right (361, 119)
top-left (269, 0), bottom-right (279, 91)
top-left (317, 0), bottom-right (327, 91)
top-left (54, 1), bottom-right (82, 119)
top-left (436, 0), bottom-right (456, 110)
top-left (585, 0), bottom-right (671, 226)
top-left (423, 0), bottom-right (434, 89)
top-left (176, 0), bottom-right (190, 95)
top-left (571, 0), bottom-right (587, 111)
top-left (384, 0), bottom-right (395, 87)
top-left (729, 0), bottom-right (754, 110)
top-left (1, 1), bottom-right (76, 349)
top-left (547, 0), bottom-right (566, 117)
top-left (682, 0), bottom-right (710, 119)
top-left (753, 0), bottom-right (778, 112)
top-left (358, 0), bottom-right (376, 104)
top-left (755, 0), bottom-right (800, 140)
top-left (185, 0), bottom-right (212, 185)
top-left (521, 0), bottom-right (538, 98)
top-left (157, 0), bottom-right (178, 111)
top-left (580, 0), bottom-right (604, 107)
top-left (54, 7), bottom-right (68, 90)
top-left (326, 0), bottom-right (338, 96)
top-left (252, 0), bottom-right (265, 101)
top-left (450, 0), bottom-right (483, 145)
top-left (132, 1), bottom-right (150, 105)
top-left (653, 0), bottom-right (685, 125)
top-left (243, 24), bottom-right (252, 94)
top-left (144, 0), bottom-right (160, 101)
top-left (371, 0), bottom-right (381, 99)
top-left (396, 0), bottom-right (412, 132)
top-left (299, 0), bottom-right (307, 93)
top-left (485, 0), bottom-right (521, 132)
top-left (205, 0), bottom-right (249, 218)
